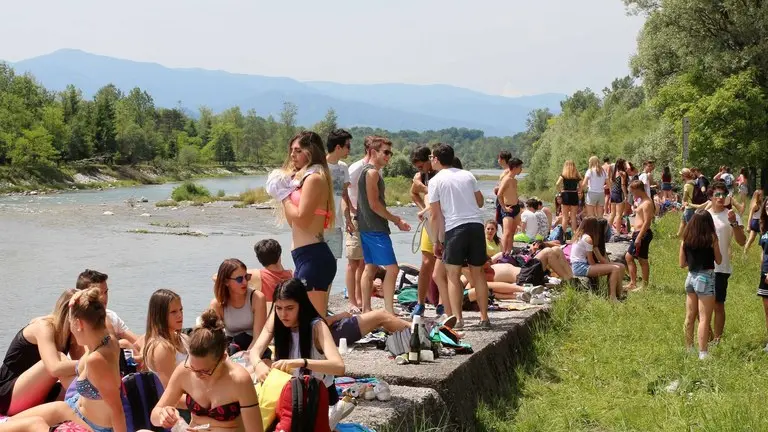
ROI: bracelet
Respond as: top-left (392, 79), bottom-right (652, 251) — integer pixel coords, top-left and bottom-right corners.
top-left (303, 358), bottom-right (308, 368)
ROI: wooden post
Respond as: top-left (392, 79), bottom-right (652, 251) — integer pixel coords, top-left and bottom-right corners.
top-left (682, 117), bottom-right (690, 166)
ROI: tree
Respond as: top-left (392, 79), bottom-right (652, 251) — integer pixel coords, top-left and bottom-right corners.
top-left (41, 104), bottom-right (70, 156)
top-left (313, 108), bottom-right (338, 141)
top-left (198, 106), bottom-right (214, 146)
top-left (10, 126), bottom-right (58, 166)
top-left (206, 124), bottom-right (236, 164)
top-left (92, 85), bottom-right (120, 157)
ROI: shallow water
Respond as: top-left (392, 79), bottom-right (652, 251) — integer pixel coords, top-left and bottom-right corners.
top-left (0, 171), bottom-right (502, 356)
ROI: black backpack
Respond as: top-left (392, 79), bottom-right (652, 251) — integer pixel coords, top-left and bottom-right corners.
top-left (517, 258), bottom-right (545, 286)
top-left (692, 178), bottom-right (708, 204)
top-left (121, 371), bottom-right (168, 432)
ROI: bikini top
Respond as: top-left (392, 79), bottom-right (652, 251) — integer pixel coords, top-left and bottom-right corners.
top-left (185, 394), bottom-right (241, 422)
top-left (289, 171), bottom-right (331, 229)
top-left (76, 335), bottom-right (112, 400)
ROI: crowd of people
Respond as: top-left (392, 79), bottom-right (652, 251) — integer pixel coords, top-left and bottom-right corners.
top-left (0, 127), bottom-right (766, 430)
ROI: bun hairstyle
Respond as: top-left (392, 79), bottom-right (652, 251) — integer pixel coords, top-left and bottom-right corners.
top-left (188, 309), bottom-right (227, 359)
top-left (69, 287), bottom-right (107, 330)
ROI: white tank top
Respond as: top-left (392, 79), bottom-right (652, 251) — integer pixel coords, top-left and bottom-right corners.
top-left (288, 319), bottom-right (334, 388)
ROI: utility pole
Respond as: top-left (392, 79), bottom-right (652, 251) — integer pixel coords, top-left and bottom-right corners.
top-left (682, 117), bottom-right (690, 167)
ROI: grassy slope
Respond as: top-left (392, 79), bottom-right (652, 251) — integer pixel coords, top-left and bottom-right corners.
top-left (477, 214), bottom-right (768, 431)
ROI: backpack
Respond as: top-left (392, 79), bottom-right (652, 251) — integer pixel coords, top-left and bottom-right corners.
top-left (121, 371), bottom-right (168, 432)
top-left (692, 179), bottom-right (708, 204)
top-left (517, 258), bottom-right (545, 286)
top-left (272, 375), bottom-right (331, 432)
top-left (722, 173), bottom-right (734, 189)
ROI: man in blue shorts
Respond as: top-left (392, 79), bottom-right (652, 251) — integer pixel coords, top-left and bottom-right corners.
top-left (357, 136), bottom-right (411, 314)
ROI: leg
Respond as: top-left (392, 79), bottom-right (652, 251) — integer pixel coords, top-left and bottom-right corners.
top-left (561, 207), bottom-right (570, 239)
top-left (346, 259), bottom-right (362, 309)
top-left (382, 264), bottom-right (399, 314)
top-left (9, 401), bottom-right (74, 426)
top-left (355, 261), bottom-right (364, 306)
top-left (432, 259), bottom-right (452, 316)
top-left (307, 291), bottom-right (328, 319)
top-left (684, 292), bottom-right (698, 350)
top-left (713, 273), bottom-right (729, 340)
top-left (501, 217), bottom-right (515, 254)
top-left (468, 266), bottom-right (490, 322)
top-left (417, 252), bottom-right (436, 305)
top-left (361, 264), bottom-right (378, 313)
top-left (6, 361), bottom-right (59, 415)
top-left (713, 302), bottom-right (725, 341)
top-left (624, 252), bottom-right (637, 289)
top-left (698, 295), bottom-right (715, 354)
top-left (763, 297), bottom-right (768, 340)
top-left (745, 230), bottom-right (757, 253)
top-left (0, 417), bottom-right (50, 432)
top-left (536, 247), bottom-right (573, 280)
top-left (568, 206), bottom-right (579, 235)
top-left (638, 258), bottom-right (650, 288)
top-left (588, 263), bottom-right (623, 300)
top-left (356, 309), bottom-right (409, 335)
top-left (445, 264), bottom-right (465, 324)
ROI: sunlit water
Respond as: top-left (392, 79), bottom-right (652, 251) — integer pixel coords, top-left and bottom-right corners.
top-left (0, 170), bottom-right (503, 355)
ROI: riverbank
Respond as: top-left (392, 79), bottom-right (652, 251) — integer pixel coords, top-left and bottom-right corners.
top-left (0, 163), bottom-right (272, 195)
top-left (477, 214), bottom-right (768, 431)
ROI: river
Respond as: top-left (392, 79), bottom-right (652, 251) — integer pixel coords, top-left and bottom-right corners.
top-left (0, 170), bottom-right (505, 355)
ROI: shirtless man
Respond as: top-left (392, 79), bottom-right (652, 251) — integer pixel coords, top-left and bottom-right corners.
top-left (493, 151), bottom-right (512, 218)
top-left (497, 158), bottom-right (524, 254)
top-left (625, 180), bottom-right (654, 291)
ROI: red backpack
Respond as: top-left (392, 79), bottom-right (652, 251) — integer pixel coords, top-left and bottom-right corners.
top-left (272, 375), bottom-right (330, 432)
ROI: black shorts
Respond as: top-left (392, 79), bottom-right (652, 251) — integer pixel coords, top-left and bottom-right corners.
top-left (444, 223), bottom-right (486, 267)
top-left (610, 192), bottom-right (624, 204)
top-left (750, 218), bottom-right (760, 233)
top-left (758, 272), bottom-right (768, 298)
top-left (562, 191), bottom-right (579, 206)
top-left (496, 200), bottom-right (521, 224)
top-left (330, 316), bottom-right (362, 345)
top-left (627, 230), bottom-right (653, 260)
top-left (715, 272), bottom-right (730, 303)
top-left (292, 242), bottom-right (337, 291)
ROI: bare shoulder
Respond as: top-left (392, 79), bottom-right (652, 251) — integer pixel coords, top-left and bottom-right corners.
top-left (229, 361), bottom-right (253, 384)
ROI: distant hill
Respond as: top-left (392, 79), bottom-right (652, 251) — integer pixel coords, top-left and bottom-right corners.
top-left (8, 49), bottom-right (565, 136)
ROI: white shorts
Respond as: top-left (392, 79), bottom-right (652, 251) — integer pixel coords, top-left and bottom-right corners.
top-left (585, 191), bottom-right (603, 206)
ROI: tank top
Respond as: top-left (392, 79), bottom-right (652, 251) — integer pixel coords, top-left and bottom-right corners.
top-left (356, 164), bottom-right (390, 233)
top-left (419, 170), bottom-right (437, 186)
top-left (222, 288), bottom-right (254, 337)
top-left (570, 235), bottom-right (593, 264)
top-left (259, 268), bottom-right (293, 302)
top-left (684, 245), bottom-right (715, 272)
top-left (289, 319), bottom-right (334, 388)
top-left (562, 178), bottom-right (580, 192)
top-left (612, 173), bottom-right (624, 196)
top-left (662, 172), bottom-right (672, 183)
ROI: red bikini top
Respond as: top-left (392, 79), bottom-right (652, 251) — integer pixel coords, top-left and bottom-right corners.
top-left (186, 394), bottom-right (241, 422)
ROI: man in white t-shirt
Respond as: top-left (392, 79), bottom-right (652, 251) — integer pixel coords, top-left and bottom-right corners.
top-left (325, 129), bottom-right (354, 260)
top-left (428, 143), bottom-right (490, 330)
top-left (514, 199), bottom-right (540, 243)
top-left (708, 181), bottom-right (746, 342)
top-left (343, 136), bottom-right (372, 311)
top-left (76, 269), bottom-right (138, 348)
top-left (638, 160), bottom-right (655, 199)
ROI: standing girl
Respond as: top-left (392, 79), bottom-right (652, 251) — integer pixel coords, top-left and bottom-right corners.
top-left (661, 166), bottom-right (673, 201)
top-left (555, 160), bottom-right (582, 239)
top-left (582, 156), bottom-right (608, 218)
top-left (744, 190), bottom-right (765, 253)
top-left (608, 159), bottom-right (628, 233)
top-left (680, 211), bottom-right (721, 360)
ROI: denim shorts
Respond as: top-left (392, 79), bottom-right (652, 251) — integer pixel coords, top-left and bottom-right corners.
top-left (685, 270), bottom-right (715, 297)
top-left (572, 261), bottom-right (590, 277)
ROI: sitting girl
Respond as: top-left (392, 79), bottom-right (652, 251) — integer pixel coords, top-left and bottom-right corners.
top-left (0, 289), bottom-right (78, 416)
top-left (249, 278), bottom-right (345, 406)
top-left (2, 288), bottom-right (126, 432)
top-left (150, 309), bottom-right (262, 431)
top-left (141, 289), bottom-right (188, 390)
top-left (570, 217), bottom-right (626, 301)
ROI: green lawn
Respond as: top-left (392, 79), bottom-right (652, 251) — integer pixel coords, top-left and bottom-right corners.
top-left (477, 214), bottom-right (768, 431)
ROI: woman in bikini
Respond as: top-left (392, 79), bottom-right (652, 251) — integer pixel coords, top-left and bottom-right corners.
top-left (2, 288), bottom-right (126, 432)
top-left (210, 258), bottom-right (267, 355)
top-left (151, 309), bottom-right (262, 432)
top-left (0, 289), bottom-right (78, 416)
top-left (555, 160), bottom-right (582, 239)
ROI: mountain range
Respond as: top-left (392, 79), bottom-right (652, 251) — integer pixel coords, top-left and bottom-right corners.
top-left (7, 49), bottom-right (565, 137)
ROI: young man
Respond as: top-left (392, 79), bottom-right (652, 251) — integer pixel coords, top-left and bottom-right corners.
top-left (76, 269), bottom-right (139, 347)
top-left (708, 181), bottom-right (746, 341)
top-left (638, 160), bottom-right (655, 200)
top-left (497, 158), bottom-right (525, 254)
top-left (409, 146), bottom-right (441, 317)
top-left (252, 238), bottom-right (293, 307)
top-left (624, 180), bottom-right (655, 291)
top-left (358, 137), bottom-right (411, 314)
top-left (428, 143), bottom-right (491, 329)
top-left (325, 128), bottom-right (355, 265)
top-left (514, 198), bottom-right (541, 243)
top-left (344, 136), bottom-right (373, 312)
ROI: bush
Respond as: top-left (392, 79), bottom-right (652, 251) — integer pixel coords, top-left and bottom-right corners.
top-left (171, 181), bottom-right (212, 202)
top-left (383, 176), bottom-right (412, 206)
top-left (155, 200), bottom-right (178, 207)
top-left (216, 189), bottom-right (226, 198)
top-left (239, 187), bottom-right (270, 205)
top-left (383, 154), bottom-right (417, 179)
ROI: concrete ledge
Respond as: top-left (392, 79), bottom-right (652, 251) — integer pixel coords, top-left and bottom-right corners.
top-left (343, 385), bottom-right (446, 431)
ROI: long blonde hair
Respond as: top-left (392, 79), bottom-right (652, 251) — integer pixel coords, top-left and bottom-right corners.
top-left (588, 156), bottom-right (602, 176)
top-left (561, 160), bottom-right (581, 180)
top-left (750, 189), bottom-right (765, 215)
top-left (280, 131), bottom-right (336, 228)
top-left (44, 288), bottom-right (75, 351)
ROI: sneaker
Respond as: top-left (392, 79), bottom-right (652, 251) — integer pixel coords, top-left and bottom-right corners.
top-left (435, 304), bottom-right (445, 316)
top-left (523, 284), bottom-right (545, 295)
top-left (546, 276), bottom-right (562, 285)
top-left (477, 319), bottom-right (492, 330)
top-left (698, 351), bottom-right (709, 360)
top-left (530, 294), bottom-right (552, 305)
top-left (374, 381), bottom-right (392, 401)
top-left (763, 343), bottom-right (768, 353)
top-left (411, 303), bottom-right (425, 317)
top-left (515, 292), bottom-right (532, 303)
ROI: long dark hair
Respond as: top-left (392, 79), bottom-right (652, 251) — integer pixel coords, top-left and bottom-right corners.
top-left (272, 278), bottom-right (323, 361)
top-left (614, 158), bottom-right (627, 174)
top-left (574, 216), bottom-right (600, 243)
top-left (485, 219), bottom-right (500, 245)
top-left (662, 166), bottom-right (671, 181)
top-left (684, 210), bottom-right (717, 249)
top-left (760, 197), bottom-right (768, 234)
top-left (595, 218), bottom-right (609, 256)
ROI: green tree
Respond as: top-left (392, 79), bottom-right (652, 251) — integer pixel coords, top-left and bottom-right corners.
top-left (92, 85), bottom-right (120, 158)
top-left (10, 126), bottom-right (58, 166)
top-left (313, 108), bottom-right (338, 141)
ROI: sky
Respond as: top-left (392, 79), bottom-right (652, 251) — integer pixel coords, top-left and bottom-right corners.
top-left (0, 0), bottom-right (645, 97)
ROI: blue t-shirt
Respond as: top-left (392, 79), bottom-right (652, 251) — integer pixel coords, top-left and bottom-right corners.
top-left (760, 231), bottom-right (768, 273)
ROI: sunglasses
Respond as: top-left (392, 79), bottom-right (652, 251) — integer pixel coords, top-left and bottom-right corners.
top-left (381, 150), bottom-right (393, 156)
top-left (184, 355), bottom-right (222, 377)
top-left (229, 274), bottom-right (252, 284)
top-left (713, 192), bottom-right (728, 198)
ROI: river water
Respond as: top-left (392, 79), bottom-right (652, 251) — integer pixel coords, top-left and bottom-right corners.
top-left (0, 170), bottom-right (504, 355)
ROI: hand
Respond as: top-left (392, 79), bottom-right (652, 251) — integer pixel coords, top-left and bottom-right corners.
top-left (158, 406), bottom-right (180, 428)
top-left (345, 219), bottom-right (355, 235)
top-left (727, 210), bottom-right (737, 224)
top-left (272, 359), bottom-right (302, 373)
top-left (505, 205), bottom-right (514, 212)
top-left (764, 273), bottom-right (768, 285)
top-left (493, 186), bottom-right (499, 195)
top-left (337, 311), bottom-right (353, 319)
top-left (255, 360), bottom-right (271, 382)
top-left (396, 218), bottom-right (411, 231)
top-left (434, 241), bottom-right (444, 257)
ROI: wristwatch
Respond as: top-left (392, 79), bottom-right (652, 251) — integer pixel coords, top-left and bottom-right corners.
top-left (730, 221), bottom-right (739, 227)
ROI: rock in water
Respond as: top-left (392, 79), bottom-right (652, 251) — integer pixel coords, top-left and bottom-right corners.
top-left (140, 213), bottom-right (151, 217)
top-left (103, 211), bottom-right (114, 216)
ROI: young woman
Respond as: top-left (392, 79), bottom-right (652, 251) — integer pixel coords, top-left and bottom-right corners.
top-left (582, 156), bottom-right (608, 218)
top-left (680, 211), bottom-right (721, 360)
top-left (141, 289), bottom-right (187, 389)
top-left (569, 217), bottom-right (626, 301)
top-left (150, 310), bottom-right (262, 432)
top-left (608, 159), bottom-right (628, 233)
top-left (0, 289), bottom-right (77, 416)
top-left (555, 160), bottom-right (582, 239)
top-left (210, 258), bottom-right (267, 355)
top-left (757, 198), bottom-right (768, 353)
top-left (4, 288), bottom-right (126, 432)
top-left (281, 131), bottom-right (337, 318)
top-left (745, 190), bottom-right (765, 253)
top-left (736, 167), bottom-right (749, 202)
top-left (485, 219), bottom-right (501, 258)
top-left (249, 279), bottom-right (345, 406)
top-left (661, 166), bottom-right (673, 201)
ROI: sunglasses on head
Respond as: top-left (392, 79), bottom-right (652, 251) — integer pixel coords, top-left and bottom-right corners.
top-left (229, 274), bottom-right (252, 284)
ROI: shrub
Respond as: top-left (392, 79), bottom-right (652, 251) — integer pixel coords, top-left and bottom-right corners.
top-left (171, 181), bottom-right (212, 202)
top-left (155, 200), bottom-right (178, 207)
top-left (383, 176), bottom-right (412, 206)
top-left (239, 187), bottom-right (270, 205)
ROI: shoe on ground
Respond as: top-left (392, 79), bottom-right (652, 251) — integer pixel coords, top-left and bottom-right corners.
top-left (411, 303), bottom-right (425, 317)
top-left (523, 284), bottom-right (545, 295)
top-left (515, 292), bottom-right (532, 303)
top-left (374, 381), bottom-right (392, 401)
top-left (477, 319), bottom-right (492, 330)
top-left (546, 276), bottom-right (562, 285)
top-left (530, 294), bottom-right (552, 305)
top-left (438, 314), bottom-right (457, 329)
top-left (435, 304), bottom-right (445, 316)
top-left (329, 396), bottom-right (357, 428)
top-left (763, 343), bottom-right (768, 353)
top-left (698, 351), bottom-right (709, 360)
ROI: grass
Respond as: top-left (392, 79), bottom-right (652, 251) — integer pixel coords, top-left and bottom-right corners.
top-left (239, 187), bottom-right (270, 205)
top-left (149, 221), bottom-right (189, 228)
top-left (155, 200), bottom-right (178, 207)
top-left (384, 176), bottom-right (413, 206)
top-left (476, 214), bottom-right (768, 431)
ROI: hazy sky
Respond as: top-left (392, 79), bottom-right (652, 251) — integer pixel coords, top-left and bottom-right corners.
top-left (1, 0), bottom-right (645, 97)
